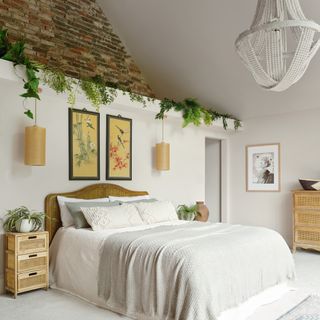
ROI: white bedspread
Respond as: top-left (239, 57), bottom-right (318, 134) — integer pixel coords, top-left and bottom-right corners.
top-left (98, 222), bottom-right (295, 320)
top-left (49, 222), bottom-right (295, 320)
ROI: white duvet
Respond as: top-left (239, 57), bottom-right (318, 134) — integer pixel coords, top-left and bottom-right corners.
top-left (50, 222), bottom-right (295, 320)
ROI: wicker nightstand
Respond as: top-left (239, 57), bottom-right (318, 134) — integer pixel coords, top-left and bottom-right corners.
top-left (293, 190), bottom-right (320, 253)
top-left (4, 231), bottom-right (49, 298)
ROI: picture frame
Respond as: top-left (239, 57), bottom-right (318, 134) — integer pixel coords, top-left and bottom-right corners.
top-left (68, 108), bottom-right (100, 180)
top-left (106, 114), bottom-right (132, 180)
top-left (246, 143), bottom-right (280, 192)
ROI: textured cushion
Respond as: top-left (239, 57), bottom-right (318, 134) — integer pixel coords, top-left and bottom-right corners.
top-left (57, 196), bottom-right (108, 227)
top-left (134, 201), bottom-right (178, 224)
top-left (81, 204), bottom-right (144, 231)
top-left (109, 195), bottom-right (150, 202)
top-left (65, 201), bottom-right (121, 229)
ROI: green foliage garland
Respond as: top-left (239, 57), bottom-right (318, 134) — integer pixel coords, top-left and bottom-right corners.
top-left (156, 98), bottom-right (241, 130)
top-left (0, 28), bottom-right (241, 130)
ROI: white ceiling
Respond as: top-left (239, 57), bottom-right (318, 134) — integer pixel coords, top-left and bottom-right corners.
top-left (98, 0), bottom-right (320, 120)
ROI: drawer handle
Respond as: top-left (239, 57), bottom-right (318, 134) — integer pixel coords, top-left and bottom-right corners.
top-left (29, 254), bottom-right (37, 258)
top-left (29, 272), bottom-right (37, 276)
top-left (28, 236), bottom-right (37, 239)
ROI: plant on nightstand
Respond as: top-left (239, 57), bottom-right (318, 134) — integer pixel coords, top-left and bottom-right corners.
top-left (3, 206), bottom-right (45, 233)
top-left (177, 204), bottom-right (198, 221)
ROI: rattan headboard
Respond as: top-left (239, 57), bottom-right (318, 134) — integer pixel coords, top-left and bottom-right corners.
top-left (45, 183), bottom-right (149, 243)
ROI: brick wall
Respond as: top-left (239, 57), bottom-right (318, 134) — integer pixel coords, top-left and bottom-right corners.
top-left (0, 0), bottom-right (154, 97)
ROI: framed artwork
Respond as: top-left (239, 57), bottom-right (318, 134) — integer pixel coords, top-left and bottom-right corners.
top-left (106, 115), bottom-right (132, 180)
top-left (69, 108), bottom-right (100, 180)
top-left (246, 143), bottom-right (280, 192)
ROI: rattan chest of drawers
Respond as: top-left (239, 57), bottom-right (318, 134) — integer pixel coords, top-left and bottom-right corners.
top-left (293, 190), bottom-right (320, 253)
top-left (5, 231), bottom-right (49, 298)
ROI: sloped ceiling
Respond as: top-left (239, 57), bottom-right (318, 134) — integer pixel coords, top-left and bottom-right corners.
top-left (98, 0), bottom-right (320, 120)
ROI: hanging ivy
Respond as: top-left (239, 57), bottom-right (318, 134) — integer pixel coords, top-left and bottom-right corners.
top-left (0, 28), bottom-right (241, 130)
top-left (0, 28), bottom-right (41, 118)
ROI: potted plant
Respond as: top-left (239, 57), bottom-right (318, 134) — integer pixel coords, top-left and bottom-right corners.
top-left (2, 206), bottom-right (45, 233)
top-left (177, 204), bottom-right (198, 221)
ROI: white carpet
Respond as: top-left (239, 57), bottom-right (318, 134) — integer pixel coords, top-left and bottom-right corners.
top-left (1, 250), bottom-right (319, 320)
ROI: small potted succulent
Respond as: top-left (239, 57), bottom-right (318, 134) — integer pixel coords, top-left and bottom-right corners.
top-left (177, 204), bottom-right (198, 221)
top-left (2, 206), bottom-right (45, 233)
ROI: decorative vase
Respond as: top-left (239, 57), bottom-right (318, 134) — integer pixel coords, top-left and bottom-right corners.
top-left (195, 202), bottom-right (209, 222)
top-left (16, 219), bottom-right (34, 233)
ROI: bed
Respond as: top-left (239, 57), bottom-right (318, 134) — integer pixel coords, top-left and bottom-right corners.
top-left (46, 184), bottom-right (295, 320)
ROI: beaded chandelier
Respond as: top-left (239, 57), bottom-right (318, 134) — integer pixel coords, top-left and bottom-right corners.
top-left (235, 0), bottom-right (320, 91)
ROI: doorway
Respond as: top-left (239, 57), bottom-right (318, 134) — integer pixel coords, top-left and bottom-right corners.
top-left (205, 138), bottom-right (221, 222)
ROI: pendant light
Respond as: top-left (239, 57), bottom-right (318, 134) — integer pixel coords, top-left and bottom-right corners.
top-left (155, 116), bottom-right (170, 171)
top-left (24, 99), bottom-right (46, 166)
top-left (235, 0), bottom-right (320, 91)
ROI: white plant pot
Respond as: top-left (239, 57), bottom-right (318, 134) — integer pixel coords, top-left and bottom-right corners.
top-left (16, 219), bottom-right (34, 233)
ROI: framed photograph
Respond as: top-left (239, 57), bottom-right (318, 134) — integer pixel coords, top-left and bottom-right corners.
top-left (106, 115), bottom-right (132, 180)
top-left (69, 108), bottom-right (100, 180)
top-left (246, 143), bottom-right (280, 192)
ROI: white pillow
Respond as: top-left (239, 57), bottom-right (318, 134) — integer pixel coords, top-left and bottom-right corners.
top-left (134, 201), bottom-right (178, 224)
top-left (81, 204), bottom-right (144, 231)
top-left (109, 195), bottom-right (151, 202)
top-left (57, 196), bottom-right (109, 227)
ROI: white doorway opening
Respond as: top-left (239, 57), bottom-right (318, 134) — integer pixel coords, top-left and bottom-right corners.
top-left (205, 138), bottom-right (221, 223)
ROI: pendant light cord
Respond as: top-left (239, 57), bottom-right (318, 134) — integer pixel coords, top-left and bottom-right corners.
top-left (34, 99), bottom-right (37, 126)
top-left (162, 117), bottom-right (165, 142)
top-left (162, 115), bottom-right (168, 142)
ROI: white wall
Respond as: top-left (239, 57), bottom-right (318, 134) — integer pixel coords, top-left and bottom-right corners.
top-left (0, 74), bottom-right (232, 290)
top-left (229, 107), bottom-right (320, 246)
top-left (205, 138), bottom-right (221, 222)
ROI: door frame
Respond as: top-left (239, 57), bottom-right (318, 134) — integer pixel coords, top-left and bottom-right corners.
top-left (204, 137), bottom-right (229, 223)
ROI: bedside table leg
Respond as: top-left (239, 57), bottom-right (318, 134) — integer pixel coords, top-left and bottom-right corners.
top-left (13, 293), bottom-right (17, 299)
top-left (292, 245), bottom-right (296, 254)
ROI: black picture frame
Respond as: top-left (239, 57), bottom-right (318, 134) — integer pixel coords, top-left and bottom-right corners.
top-left (106, 114), bottom-right (132, 181)
top-left (69, 108), bottom-right (100, 181)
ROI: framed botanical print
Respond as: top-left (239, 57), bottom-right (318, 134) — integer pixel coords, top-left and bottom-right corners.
top-left (246, 143), bottom-right (280, 192)
top-left (106, 115), bottom-right (132, 180)
top-left (69, 108), bottom-right (100, 180)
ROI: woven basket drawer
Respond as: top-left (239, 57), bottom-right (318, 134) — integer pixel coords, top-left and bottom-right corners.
top-left (295, 193), bottom-right (320, 208)
top-left (295, 228), bottom-right (320, 245)
top-left (18, 269), bottom-right (47, 292)
top-left (295, 210), bottom-right (320, 227)
top-left (17, 234), bottom-right (48, 254)
top-left (18, 252), bottom-right (48, 272)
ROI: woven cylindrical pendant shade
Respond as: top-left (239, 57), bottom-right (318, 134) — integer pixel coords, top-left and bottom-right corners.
top-left (155, 142), bottom-right (170, 171)
top-left (24, 126), bottom-right (46, 166)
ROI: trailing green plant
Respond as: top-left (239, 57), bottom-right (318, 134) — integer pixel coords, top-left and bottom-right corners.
top-left (42, 67), bottom-right (74, 93)
top-left (156, 98), bottom-right (241, 130)
top-left (79, 76), bottom-right (118, 110)
top-left (91, 76), bottom-right (118, 105)
top-left (0, 28), bottom-right (41, 119)
top-left (2, 206), bottom-right (45, 232)
top-left (0, 28), bottom-right (241, 130)
top-left (177, 204), bottom-right (199, 221)
top-left (0, 28), bottom-right (10, 57)
top-left (128, 91), bottom-right (147, 107)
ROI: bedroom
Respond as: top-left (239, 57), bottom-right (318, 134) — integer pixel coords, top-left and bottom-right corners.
top-left (1, 0), bottom-right (320, 319)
